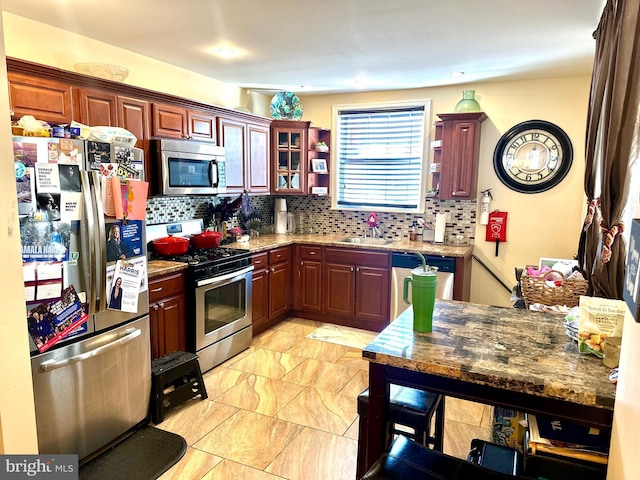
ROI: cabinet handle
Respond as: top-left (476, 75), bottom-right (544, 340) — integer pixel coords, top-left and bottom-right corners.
top-left (276, 254), bottom-right (282, 258)
top-left (158, 302), bottom-right (165, 309)
top-left (309, 251), bottom-right (316, 255)
top-left (151, 287), bottom-right (163, 293)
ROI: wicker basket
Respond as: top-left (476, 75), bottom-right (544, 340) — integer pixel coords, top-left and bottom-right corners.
top-left (520, 270), bottom-right (589, 308)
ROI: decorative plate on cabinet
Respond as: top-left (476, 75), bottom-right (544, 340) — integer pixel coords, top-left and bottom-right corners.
top-left (270, 91), bottom-right (303, 120)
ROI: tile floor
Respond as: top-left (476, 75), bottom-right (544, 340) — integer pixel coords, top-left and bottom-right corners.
top-left (157, 318), bottom-right (492, 480)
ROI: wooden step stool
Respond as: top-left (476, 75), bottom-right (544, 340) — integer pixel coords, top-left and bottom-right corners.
top-left (151, 351), bottom-right (208, 424)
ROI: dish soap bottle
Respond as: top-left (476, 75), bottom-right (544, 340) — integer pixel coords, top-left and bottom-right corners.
top-left (409, 221), bottom-right (418, 241)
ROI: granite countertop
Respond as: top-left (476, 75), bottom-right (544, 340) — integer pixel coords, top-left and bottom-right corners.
top-left (147, 260), bottom-right (189, 279)
top-left (363, 300), bottom-right (616, 411)
top-left (229, 234), bottom-right (473, 257)
top-left (147, 234), bottom-right (472, 278)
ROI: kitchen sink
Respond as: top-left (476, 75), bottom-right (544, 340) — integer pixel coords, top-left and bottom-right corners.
top-left (335, 236), bottom-right (396, 246)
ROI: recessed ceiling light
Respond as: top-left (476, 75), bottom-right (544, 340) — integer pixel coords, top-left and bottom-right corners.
top-left (450, 71), bottom-right (465, 78)
top-left (208, 44), bottom-right (245, 59)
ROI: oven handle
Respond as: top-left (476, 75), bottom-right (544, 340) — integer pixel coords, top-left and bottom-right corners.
top-left (195, 265), bottom-right (254, 288)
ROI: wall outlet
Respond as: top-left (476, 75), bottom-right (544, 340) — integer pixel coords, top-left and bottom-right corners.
top-left (445, 212), bottom-right (452, 223)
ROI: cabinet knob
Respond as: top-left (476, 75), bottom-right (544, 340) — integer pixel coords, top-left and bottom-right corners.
top-left (271, 268), bottom-right (276, 273)
top-left (300, 261), bottom-right (304, 266)
top-left (309, 251), bottom-right (316, 255)
top-left (350, 267), bottom-right (354, 272)
top-left (158, 302), bottom-right (165, 309)
top-left (153, 304), bottom-right (159, 311)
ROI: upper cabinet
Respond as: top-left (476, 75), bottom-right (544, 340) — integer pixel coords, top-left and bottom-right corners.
top-left (307, 127), bottom-right (331, 196)
top-left (433, 112), bottom-right (486, 200)
top-left (151, 103), bottom-right (216, 143)
top-left (8, 72), bottom-right (74, 124)
top-left (5, 58), bottom-right (272, 196)
top-left (217, 116), bottom-right (271, 195)
top-left (271, 120), bottom-right (309, 195)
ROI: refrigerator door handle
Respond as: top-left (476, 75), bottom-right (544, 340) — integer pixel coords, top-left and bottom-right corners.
top-left (38, 328), bottom-right (142, 372)
top-left (89, 172), bottom-right (107, 312)
top-left (80, 170), bottom-right (97, 314)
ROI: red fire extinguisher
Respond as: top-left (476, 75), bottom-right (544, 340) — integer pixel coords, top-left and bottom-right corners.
top-left (486, 211), bottom-right (508, 256)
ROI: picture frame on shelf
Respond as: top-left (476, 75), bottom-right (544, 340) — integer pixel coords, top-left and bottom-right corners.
top-left (311, 158), bottom-right (328, 173)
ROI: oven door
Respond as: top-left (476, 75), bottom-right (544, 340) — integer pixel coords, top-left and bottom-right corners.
top-left (194, 266), bottom-right (253, 351)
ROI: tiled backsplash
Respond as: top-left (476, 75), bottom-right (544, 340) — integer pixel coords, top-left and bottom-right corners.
top-left (147, 195), bottom-right (477, 242)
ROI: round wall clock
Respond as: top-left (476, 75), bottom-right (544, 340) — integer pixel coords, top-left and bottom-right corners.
top-left (493, 120), bottom-right (573, 193)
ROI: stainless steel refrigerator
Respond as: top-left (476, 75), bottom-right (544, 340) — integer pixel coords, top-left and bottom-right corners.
top-left (13, 135), bottom-right (151, 460)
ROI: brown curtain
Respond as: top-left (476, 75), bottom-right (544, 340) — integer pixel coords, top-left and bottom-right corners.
top-left (578, 0), bottom-right (640, 299)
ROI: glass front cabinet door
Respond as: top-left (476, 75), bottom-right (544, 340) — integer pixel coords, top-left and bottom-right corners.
top-left (271, 121), bottom-right (309, 194)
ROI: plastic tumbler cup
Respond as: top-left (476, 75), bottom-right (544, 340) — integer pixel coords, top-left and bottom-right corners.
top-left (403, 266), bottom-right (437, 332)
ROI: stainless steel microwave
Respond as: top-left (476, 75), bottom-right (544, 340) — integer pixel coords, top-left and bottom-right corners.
top-left (155, 139), bottom-right (226, 195)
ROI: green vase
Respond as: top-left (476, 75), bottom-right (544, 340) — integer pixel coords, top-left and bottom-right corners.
top-left (454, 90), bottom-right (481, 113)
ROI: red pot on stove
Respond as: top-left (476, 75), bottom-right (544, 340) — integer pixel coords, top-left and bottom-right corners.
top-left (151, 235), bottom-right (190, 256)
top-left (190, 230), bottom-right (223, 249)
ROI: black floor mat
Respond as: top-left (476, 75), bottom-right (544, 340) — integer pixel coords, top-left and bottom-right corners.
top-left (79, 425), bottom-right (187, 480)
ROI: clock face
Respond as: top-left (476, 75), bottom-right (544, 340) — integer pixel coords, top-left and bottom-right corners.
top-left (493, 120), bottom-right (573, 193)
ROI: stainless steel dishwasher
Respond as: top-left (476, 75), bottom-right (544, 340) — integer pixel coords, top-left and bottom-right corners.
top-left (390, 252), bottom-right (455, 320)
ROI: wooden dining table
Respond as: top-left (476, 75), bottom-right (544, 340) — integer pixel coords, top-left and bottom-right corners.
top-left (359, 300), bottom-right (617, 475)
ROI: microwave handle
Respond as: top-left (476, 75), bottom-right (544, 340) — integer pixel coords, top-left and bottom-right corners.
top-left (209, 160), bottom-right (219, 188)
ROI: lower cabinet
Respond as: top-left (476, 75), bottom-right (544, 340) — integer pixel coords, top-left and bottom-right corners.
top-left (323, 247), bottom-right (390, 332)
top-left (293, 244), bottom-right (323, 313)
top-left (148, 271), bottom-right (186, 359)
top-left (252, 246), bottom-right (292, 336)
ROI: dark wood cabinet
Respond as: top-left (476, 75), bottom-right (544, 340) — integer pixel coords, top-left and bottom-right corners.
top-left (434, 112), bottom-right (486, 199)
top-left (307, 127), bottom-right (331, 196)
top-left (152, 102), bottom-right (189, 140)
top-left (148, 272), bottom-right (186, 359)
top-left (218, 117), bottom-right (246, 193)
top-left (117, 96), bottom-right (151, 151)
top-left (187, 110), bottom-right (217, 143)
top-left (5, 58), bottom-right (273, 197)
top-left (251, 246), bottom-right (292, 335)
top-left (293, 245), bottom-right (323, 312)
top-left (76, 88), bottom-right (117, 126)
top-left (323, 247), bottom-right (390, 331)
top-left (152, 103), bottom-right (218, 143)
top-left (246, 123), bottom-right (270, 194)
top-left (271, 120), bottom-right (309, 195)
top-left (8, 72), bottom-right (74, 124)
top-left (218, 117), bottom-right (271, 194)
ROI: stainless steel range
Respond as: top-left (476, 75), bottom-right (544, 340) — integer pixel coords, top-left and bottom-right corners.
top-left (147, 220), bottom-right (253, 372)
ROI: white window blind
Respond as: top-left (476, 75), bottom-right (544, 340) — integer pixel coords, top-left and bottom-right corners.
top-left (334, 103), bottom-right (427, 211)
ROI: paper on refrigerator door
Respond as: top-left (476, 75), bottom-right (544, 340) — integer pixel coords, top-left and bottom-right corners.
top-left (108, 260), bottom-right (144, 313)
top-left (111, 177), bottom-right (149, 221)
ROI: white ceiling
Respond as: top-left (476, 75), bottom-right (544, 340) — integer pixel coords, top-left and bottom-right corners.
top-left (2, 0), bottom-right (605, 95)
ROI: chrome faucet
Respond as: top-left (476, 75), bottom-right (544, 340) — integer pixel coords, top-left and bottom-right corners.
top-left (365, 226), bottom-right (382, 239)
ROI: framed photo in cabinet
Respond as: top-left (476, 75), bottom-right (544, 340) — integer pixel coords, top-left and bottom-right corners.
top-left (311, 158), bottom-right (327, 173)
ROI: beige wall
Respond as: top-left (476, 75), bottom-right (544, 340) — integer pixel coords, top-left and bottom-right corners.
top-left (2, 13), bottom-right (271, 116)
top-left (0, 9), bottom-right (38, 454)
top-left (301, 77), bottom-right (591, 306)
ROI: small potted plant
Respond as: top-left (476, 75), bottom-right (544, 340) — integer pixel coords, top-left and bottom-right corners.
top-left (315, 141), bottom-right (329, 153)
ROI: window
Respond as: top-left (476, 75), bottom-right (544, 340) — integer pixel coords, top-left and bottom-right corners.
top-left (332, 100), bottom-right (430, 213)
